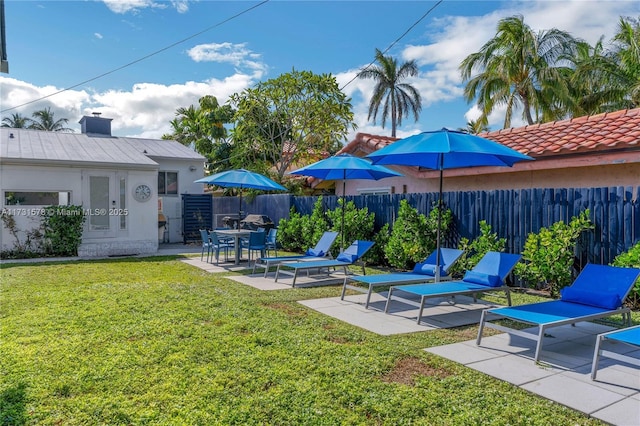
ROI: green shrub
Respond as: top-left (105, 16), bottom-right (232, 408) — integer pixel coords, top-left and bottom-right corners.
top-left (277, 208), bottom-right (309, 252)
top-left (385, 200), bottom-right (452, 270)
top-left (326, 198), bottom-right (375, 257)
top-left (514, 210), bottom-right (593, 297)
top-left (278, 197), bottom-right (331, 253)
top-left (612, 241), bottom-right (640, 307)
top-left (43, 205), bottom-right (85, 256)
top-left (368, 223), bottom-right (391, 267)
top-left (304, 197), bottom-right (330, 248)
top-left (451, 220), bottom-right (506, 277)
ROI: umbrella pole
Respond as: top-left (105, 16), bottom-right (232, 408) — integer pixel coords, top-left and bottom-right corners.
top-left (435, 163), bottom-right (444, 282)
top-left (238, 186), bottom-right (243, 225)
top-left (341, 179), bottom-right (346, 251)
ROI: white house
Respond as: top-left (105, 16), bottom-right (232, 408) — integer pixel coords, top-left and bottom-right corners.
top-left (0, 114), bottom-right (205, 257)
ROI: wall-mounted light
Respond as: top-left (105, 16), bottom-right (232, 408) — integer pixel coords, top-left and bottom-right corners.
top-left (189, 165), bottom-right (197, 172)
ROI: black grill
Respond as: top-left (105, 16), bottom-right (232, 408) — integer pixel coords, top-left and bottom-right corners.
top-left (240, 214), bottom-right (275, 231)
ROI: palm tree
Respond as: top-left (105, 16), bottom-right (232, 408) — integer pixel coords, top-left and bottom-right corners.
top-left (609, 17), bottom-right (640, 107)
top-left (459, 15), bottom-right (578, 128)
top-left (563, 17), bottom-right (639, 116)
top-left (30, 107), bottom-right (74, 132)
top-left (458, 119), bottom-right (490, 135)
top-left (357, 48), bottom-right (422, 137)
top-left (1, 113), bottom-right (32, 128)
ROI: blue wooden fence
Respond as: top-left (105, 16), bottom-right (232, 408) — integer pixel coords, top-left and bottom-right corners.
top-left (212, 186), bottom-right (640, 266)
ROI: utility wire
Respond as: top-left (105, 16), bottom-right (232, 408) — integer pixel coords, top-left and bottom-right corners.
top-left (340, 0), bottom-right (443, 91)
top-left (201, 0), bottom-right (444, 168)
top-left (1, 0), bottom-right (270, 113)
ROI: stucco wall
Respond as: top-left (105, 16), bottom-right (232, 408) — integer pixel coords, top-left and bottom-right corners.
top-left (343, 162), bottom-right (640, 196)
top-left (0, 164), bottom-right (158, 256)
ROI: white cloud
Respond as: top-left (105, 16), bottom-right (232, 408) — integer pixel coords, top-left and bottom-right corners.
top-left (87, 74), bottom-right (258, 138)
top-left (0, 72), bottom-right (258, 138)
top-left (187, 42), bottom-right (268, 75)
top-left (0, 77), bottom-right (89, 125)
top-left (94, 33), bottom-right (104, 39)
top-left (102, 0), bottom-right (188, 14)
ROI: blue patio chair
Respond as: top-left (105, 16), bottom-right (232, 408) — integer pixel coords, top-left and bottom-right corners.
top-left (477, 264), bottom-right (640, 363)
top-left (252, 231), bottom-right (339, 277)
top-left (199, 229), bottom-right (212, 262)
top-left (274, 240), bottom-right (375, 288)
top-left (241, 230), bottom-right (266, 264)
top-left (342, 247), bottom-right (464, 309)
top-left (215, 227), bottom-right (234, 244)
top-left (591, 324), bottom-right (640, 380)
top-left (208, 230), bottom-right (232, 265)
top-left (265, 228), bottom-right (278, 257)
top-left (384, 251), bottom-right (522, 324)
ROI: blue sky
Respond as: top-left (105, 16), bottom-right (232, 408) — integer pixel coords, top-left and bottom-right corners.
top-left (1, 1), bottom-right (638, 142)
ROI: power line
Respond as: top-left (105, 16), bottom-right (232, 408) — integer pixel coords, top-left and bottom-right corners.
top-left (1, 0), bottom-right (270, 114)
top-left (340, 0), bottom-right (443, 91)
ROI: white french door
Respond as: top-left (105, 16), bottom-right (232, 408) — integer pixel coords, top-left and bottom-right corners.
top-left (83, 171), bottom-right (127, 237)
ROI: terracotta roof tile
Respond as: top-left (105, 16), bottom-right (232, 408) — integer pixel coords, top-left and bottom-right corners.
top-left (342, 108), bottom-right (640, 160)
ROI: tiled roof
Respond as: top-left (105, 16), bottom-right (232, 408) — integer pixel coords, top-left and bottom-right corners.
top-left (342, 108), bottom-right (640, 159)
top-left (480, 108), bottom-right (640, 157)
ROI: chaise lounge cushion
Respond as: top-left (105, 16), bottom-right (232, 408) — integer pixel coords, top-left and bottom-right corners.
top-left (337, 252), bottom-right (358, 263)
top-left (305, 248), bottom-right (325, 257)
top-left (560, 287), bottom-right (621, 310)
top-left (462, 270), bottom-right (502, 287)
top-left (412, 263), bottom-right (446, 277)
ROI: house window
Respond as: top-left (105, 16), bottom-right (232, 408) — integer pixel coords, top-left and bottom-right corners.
top-left (4, 191), bottom-right (71, 206)
top-left (357, 187), bottom-right (392, 195)
top-left (158, 171), bottom-right (178, 195)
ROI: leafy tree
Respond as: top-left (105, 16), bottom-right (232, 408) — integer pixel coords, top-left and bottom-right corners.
top-left (1, 113), bottom-right (32, 128)
top-left (230, 69), bottom-right (354, 182)
top-left (460, 15), bottom-right (578, 128)
top-left (29, 107), bottom-right (74, 132)
top-left (164, 95), bottom-right (235, 174)
top-left (357, 48), bottom-right (422, 137)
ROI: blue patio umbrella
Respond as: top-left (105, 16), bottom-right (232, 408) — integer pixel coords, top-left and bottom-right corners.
top-left (289, 153), bottom-right (402, 249)
top-left (195, 169), bottom-right (287, 220)
top-left (367, 128), bottom-right (534, 280)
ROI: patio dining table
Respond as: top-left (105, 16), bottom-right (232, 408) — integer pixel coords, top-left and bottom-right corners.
top-left (214, 229), bottom-right (252, 265)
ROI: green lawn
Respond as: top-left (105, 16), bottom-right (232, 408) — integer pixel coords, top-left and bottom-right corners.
top-left (0, 256), bottom-right (620, 425)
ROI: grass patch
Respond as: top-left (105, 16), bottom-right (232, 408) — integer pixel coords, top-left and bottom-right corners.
top-left (0, 257), bottom-right (616, 425)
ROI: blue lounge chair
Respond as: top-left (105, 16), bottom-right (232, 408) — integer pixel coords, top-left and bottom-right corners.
top-left (341, 247), bottom-right (464, 309)
top-left (274, 240), bottom-right (375, 288)
top-left (384, 251), bottom-right (522, 324)
top-left (477, 264), bottom-right (640, 363)
top-left (252, 231), bottom-right (339, 277)
top-left (591, 324), bottom-right (640, 380)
